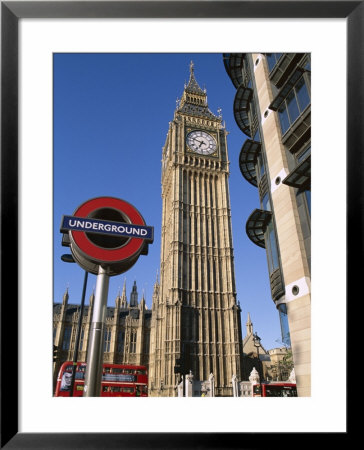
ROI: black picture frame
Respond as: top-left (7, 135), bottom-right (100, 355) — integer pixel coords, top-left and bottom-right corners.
top-left (1, 1), bottom-right (359, 448)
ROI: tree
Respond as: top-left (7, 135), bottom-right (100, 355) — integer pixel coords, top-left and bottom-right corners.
top-left (266, 339), bottom-right (294, 381)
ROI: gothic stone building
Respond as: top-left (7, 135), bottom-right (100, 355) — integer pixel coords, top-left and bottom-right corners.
top-left (148, 63), bottom-right (243, 397)
top-left (53, 280), bottom-right (154, 390)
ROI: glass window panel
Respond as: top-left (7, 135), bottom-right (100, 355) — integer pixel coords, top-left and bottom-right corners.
top-left (286, 89), bottom-right (300, 124)
top-left (253, 128), bottom-right (260, 142)
top-left (256, 154), bottom-right (265, 180)
top-left (62, 326), bottom-right (71, 350)
top-left (267, 53), bottom-right (282, 72)
top-left (117, 331), bottom-right (125, 353)
top-left (278, 304), bottom-right (291, 346)
top-left (278, 104), bottom-right (290, 135)
top-left (297, 145), bottom-right (311, 162)
top-left (250, 99), bottom-right (256, 118)
top-left (104, 329), bottom-right (111, 352)
top-left (266, 222), bottom-right (279, 273)
top-left (295, 77), bottom-right (310, 112)
top-left (269, 227), bottom-right (279, 270)
top-left (304, 189), bottom-right (311, 216)
top-left (261, 193), bottom-right (271, 211)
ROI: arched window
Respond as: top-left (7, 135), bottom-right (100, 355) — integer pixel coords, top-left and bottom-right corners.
top-left (103, 328), bottom-right (111, 352)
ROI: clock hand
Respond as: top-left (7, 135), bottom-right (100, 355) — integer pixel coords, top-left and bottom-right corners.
top-left (194, 139), bottom-right (206, 148)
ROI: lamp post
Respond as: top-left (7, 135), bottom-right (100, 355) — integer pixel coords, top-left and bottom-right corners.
top-left (253, 332), bottom-right (263, 396)
top-left (61, 253), bottom-right (88, 397)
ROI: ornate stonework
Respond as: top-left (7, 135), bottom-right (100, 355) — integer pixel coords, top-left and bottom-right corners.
top-left (53, 281), bottom-right (152, 390)
top-left (148, 63), bottom-right (243, 397)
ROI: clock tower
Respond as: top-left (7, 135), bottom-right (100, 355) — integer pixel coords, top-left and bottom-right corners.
top-left (149, 62), bottom-right (243, 396)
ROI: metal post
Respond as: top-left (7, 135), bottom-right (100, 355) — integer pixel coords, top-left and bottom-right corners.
top-left (256, 345), bottom-right (261, 396)
top-left (83, 265), bottom-right (110, 397)
top-left (69, 270), bottom-right (88, 397)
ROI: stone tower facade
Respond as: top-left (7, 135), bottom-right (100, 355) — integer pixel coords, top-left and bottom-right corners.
top-left (148, 62), bottom-right (243, 397)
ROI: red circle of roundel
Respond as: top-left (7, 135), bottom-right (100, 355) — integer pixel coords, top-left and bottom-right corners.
top-left (70, 197), bottom-right (145, 263)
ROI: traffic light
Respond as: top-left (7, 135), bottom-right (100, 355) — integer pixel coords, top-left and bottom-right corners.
top-left (53, 344), bottom-right (58, 362)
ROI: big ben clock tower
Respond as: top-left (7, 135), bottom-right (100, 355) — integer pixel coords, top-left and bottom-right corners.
top-left (149, 62), bottom-right (243, 396)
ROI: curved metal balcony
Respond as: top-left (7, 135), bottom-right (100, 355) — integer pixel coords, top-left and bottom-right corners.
top-left (239, 139), bottom-right (261, 187)
top-left (233, 85), bottom-right (253, 137)
top-left (223, 53), bottom-right (245, 89)
top-left (245, 209), bottom-right (272, 248)
top-left (282, 155), bottom-right (311, 188)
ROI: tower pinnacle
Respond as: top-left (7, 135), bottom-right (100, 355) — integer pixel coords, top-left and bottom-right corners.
top-left (177, 62), bottom-right (220, 121)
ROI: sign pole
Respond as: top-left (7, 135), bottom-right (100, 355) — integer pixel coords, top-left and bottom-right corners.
top-left (83, 265), bottom-right (110, 397)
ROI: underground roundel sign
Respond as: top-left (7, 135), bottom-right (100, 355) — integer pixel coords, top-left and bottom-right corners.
top-left (60, 197), bottom-right (154, 276)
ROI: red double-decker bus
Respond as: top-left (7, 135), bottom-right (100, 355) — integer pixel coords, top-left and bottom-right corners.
top-left (55, 361), bottom-right (148, 397)
top-left (253, 382), bottom-right (297, 397)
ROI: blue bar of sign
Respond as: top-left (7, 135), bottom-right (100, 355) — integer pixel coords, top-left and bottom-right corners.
top-left (60, 215), bottom-right (154, 242)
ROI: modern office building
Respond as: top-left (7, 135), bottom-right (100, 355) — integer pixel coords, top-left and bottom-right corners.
top-left (223, 53), bottom-right (311, 396)
top-left (148, 62), bottom-right (243, 397)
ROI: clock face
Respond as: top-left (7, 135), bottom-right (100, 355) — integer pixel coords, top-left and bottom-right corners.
top-left (186, 130), bottom-right (217, 155)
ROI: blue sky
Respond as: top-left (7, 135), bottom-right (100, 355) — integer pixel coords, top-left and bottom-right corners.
top-left (53, 52), bottom-right (282, 350)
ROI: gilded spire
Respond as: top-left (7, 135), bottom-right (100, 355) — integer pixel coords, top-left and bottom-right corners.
top-left (185, 61), bottom-right (205, 96)
top-left (177, 62), bottom-right (219, 121)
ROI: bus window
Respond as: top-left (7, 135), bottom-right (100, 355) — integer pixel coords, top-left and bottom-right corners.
top-left (121, 388), bottom-right (134, 394)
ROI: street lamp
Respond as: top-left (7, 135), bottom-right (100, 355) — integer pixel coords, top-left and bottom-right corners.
top-left (253, 332), bottom-right (263, 396)
top-left (60, 253), bottom-right (88, 397)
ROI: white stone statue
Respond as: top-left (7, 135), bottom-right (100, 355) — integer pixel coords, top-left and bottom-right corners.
top-left (186, 370), bottom-right (194, 384)
top-left (249, 367), bottom-right (260, 384)
top-left (232, 374), bottom-right (239, 397)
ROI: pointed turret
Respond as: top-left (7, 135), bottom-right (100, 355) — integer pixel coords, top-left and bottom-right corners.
top-left (115, 287), bottom-right (122, 310)
top-left (184, 61), bottom-right (206, 96)
top-left (60, 287), bottom-right (69, 317)
top-left (62, 287), bottom-right (69, 306)
top-left (176, 61), bottom-right (220, 121)
top-left (139, 290), bottom-right (146, 311)
top-left (120, 279), bottom-right (128, 308)
top-left (246, 312), bottom-right (253, 336)
top-left (152, 271), bottom-right (160, 310)
top-left (129, 280), bottom-right (138, 307)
